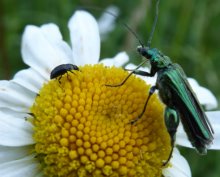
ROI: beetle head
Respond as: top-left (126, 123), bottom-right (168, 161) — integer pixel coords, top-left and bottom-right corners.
top-left (137, 45), bottom-right (152, 59)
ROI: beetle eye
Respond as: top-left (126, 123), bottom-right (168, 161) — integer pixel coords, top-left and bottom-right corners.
top-left (141, 49), bottom-right (148, 56)
top-left (137, 46), bottom-right (145, 55)
top-left (73, 65), bottom-right (79, 70)
top-left (137, 46), bottom-right (142, 53)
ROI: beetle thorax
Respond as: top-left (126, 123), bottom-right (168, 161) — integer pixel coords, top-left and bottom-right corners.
top-left (149, 49), bottom-right (172, 69)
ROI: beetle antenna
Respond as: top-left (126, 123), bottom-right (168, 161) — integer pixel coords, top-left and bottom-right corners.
top-left (77, 6), bottom-right (145, 47)
top-left (147, 0), bottom-right (160, 48)
top-left (122, 21), bottom-right (145, 47)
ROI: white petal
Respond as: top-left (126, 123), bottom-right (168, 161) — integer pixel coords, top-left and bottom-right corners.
top-left (0, 108), bottom-right (30, 120)
top-left (98, 5), bottom-right (119, 40)
top-left (99, 58), bottom-right (114, 66)
top-left (0, 145), bottom-right (33, 164)
top-left (205, 111), bottom-right (220, 149)
top-left (0, 155), bottom-right (40, 177)
top-left (68, 10), bottom-right (100, 65)
top-left (125, 63), bottom-right (143, 70)
top-left (176, 111), bottom-right (220, 150)
top-left (13, 68), bottom-right (45, 93)
top-left (176, 123), bottom-right (192, 148)
top-left (22, 24), bottom-right (73, 80)
top-left (163, 148), bottom-right (191, 177)
top-left (0, 81), bottom-right (36, 112)
top-left (0, 110), bottom-right (34, 146)
top-left (188, 78), bottom-right (218, 110)
top-left (112, 52), bottom-right (129, 66)
top-left (100, 51), bottom-right (129, 67)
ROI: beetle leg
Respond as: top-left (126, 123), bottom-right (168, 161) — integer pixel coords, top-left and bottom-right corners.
top-left (106, 60), bottom-right (148, 87)
top-left (130, 85), bottom-right (157, 124)
top-left (125, 69), bottom-right (154, 77)
top-left (163, 107), bottom-right (180, 166)
top-left (105, 71), bottom-right (134, 87)
top-left (66, 71), bottom-right (72, 81)
top-left (105, 69), bottom-right (152, 87)
top-left (58, 76), bottom-right (62, 84)
top-left (69, 70), bottom-right (76, 75)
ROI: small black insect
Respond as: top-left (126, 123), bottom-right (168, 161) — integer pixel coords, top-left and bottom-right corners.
top-left (50, 64), bottom-right (79, 83)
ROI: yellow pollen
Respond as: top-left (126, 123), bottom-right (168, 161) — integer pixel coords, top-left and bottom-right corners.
top-left (31, 64), bottom-right (171, 177)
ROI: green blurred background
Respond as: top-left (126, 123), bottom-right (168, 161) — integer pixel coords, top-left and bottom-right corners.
top-left (0, 0), bottom-right (220, 176)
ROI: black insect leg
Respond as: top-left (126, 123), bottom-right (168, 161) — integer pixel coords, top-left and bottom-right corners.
top-left (105, 71), bottom-right (134, 87)
top-left (58, 75), bottom-right (62, 84)
top-left (130, 85), bottom-right (157, 124)
top-left (25, 112), bottom-right (36, 121)
top-left (163, 107), bottom-right (180, 166)
top-left (66, 71), bottom-right (73, 81)
top-left (105, 60), bottom-right (148, 87)
top-left (125, 69), bottom-right (154, 77)
top-left (105, 69), bottom-right (154, 87)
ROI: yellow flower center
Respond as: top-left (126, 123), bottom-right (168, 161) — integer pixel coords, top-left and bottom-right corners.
top-left (31, 64), bottom-right (171, 177)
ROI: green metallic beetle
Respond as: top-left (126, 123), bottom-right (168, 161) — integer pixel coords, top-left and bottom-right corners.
top-left (106, 0), bottom-right (214, 165)
top-left (131, 46), bottom-right (214, 165)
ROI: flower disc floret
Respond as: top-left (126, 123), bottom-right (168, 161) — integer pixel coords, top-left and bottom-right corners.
top-left (31, 64), bottom-right (171, 177)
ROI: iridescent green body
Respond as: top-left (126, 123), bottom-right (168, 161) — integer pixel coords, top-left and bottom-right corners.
top-left (132, 46), bottom-right (214, 164)
top-left (106, 46), bottom-right (214, 164)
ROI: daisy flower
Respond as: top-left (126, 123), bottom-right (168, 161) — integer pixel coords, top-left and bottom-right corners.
top-left (0, 9), bottom-right (219, 177)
